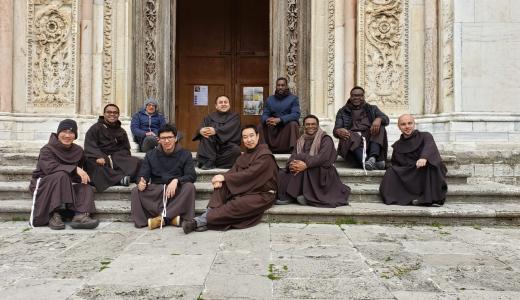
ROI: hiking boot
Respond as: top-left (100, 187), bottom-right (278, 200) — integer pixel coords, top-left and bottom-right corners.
top-left (364, 156), bottom-right (376, 171)
top-left (49, 212), bottom-right (65, 230)
top-left (182, 219), bottom-right (197, 234)
top-left (70, 213), bottom-right (99, 229)
top-left (375, 160), bottom-right (386, 170)
top-left (170, 215), bottom-right (181, 227)
top-left (148, 216), bottom-right (164, 230)
top-left (119, 176), bottom-right (130, 186)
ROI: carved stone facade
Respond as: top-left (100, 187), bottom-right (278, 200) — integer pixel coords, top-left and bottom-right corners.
top-left (26, 0), bottom-right (79, 112)
top-left (102, 0), bottom-right (113, 105)
top-left (439, 0), bottom-right (454, 113)
top-left (327, 0), bottom-right (335, 105)
top-left (358, 0), bottom-right (409, 115)
top-left (286, 0), bottom-right (299, 92)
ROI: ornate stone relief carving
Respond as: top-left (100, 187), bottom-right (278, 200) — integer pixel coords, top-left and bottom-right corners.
top-left (286, 0), bottom-right (298, 93)
top-left (102, 0), bottom-right (113, 105)
top-left (144, 0), bottom-right (158, 99)
top-left (27, 0), bottom-right (79, 110)
top-left (327, 0), bottom-right (335, 105)
top-left (358, 0), bottom-right (409, 111)
top-left (440, 0), bottom-right (454, 104)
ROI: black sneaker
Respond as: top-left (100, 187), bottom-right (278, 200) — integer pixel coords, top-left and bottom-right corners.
top-left (364, 157), bottom-right (376, 171)
top-left (182, 219), bottom-right (197, 234)
top-left (200, 162), bottom-right (215, 170)
top-left (119, 176), bottom-right (130, 186)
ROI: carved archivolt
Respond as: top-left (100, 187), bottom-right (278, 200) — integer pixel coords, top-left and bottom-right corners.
top-left (358, 0), bottom-right (409, 109)
top-left (27, 0), bottom-right (79, 109)
top-left (103, 0), bottom-right (113, 105)
top-left (286, 0), bottom-right (298, 93)
top-left (327, 0), bottom-right (335, 105)
top-left (144, 0), bottom-right (158, 99)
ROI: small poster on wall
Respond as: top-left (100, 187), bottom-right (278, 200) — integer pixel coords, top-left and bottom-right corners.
top-left (243, 87), bottom-right (264, 115)
top-left (193, 85), bottom-right (208, 106)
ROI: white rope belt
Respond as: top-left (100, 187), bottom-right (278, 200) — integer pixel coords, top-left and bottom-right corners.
top-left (161, 184), bottom-right (167, 230)
top-left (29, 178), bottom-right (41, 228)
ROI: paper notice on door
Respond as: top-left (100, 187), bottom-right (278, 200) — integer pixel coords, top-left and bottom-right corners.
top-left (193, 85), bottom-right (208, 106)
top-left (243, 87), bottom-right (264, 115)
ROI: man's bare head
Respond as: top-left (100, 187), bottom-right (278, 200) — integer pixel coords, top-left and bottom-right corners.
top-left (397, 114), bottom-right (416, 137)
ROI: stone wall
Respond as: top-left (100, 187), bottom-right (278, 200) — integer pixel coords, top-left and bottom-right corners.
top-left (454, 0), bottom-right (520, 113)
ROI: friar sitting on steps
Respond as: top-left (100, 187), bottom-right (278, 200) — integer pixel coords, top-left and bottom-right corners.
top-left (379, 114), bottom-right (447, 206)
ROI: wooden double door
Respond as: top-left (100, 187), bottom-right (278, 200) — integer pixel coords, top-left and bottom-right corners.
top-left (176, 0), bottom-right (270, 151)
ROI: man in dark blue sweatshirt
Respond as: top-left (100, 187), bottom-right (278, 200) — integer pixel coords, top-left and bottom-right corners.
top-left (259, 77), bottom-right (301, 153)
top-left (130, 97), bottom-right (167, 152)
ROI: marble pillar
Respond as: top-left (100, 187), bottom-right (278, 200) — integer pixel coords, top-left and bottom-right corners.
top-left (424, 0), bottom-right (438, 114)
top-left (80, 0), bottom-right (93, 115)
top-left (343, 0), bottom-right (356, 108)
top-left (0, 0), bottom-right (13, 113)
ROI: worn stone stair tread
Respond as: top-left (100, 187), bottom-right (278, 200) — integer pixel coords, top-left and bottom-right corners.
top-left (2, 199), bottom-right (520, 220)
top-left (0, 165), bottom-right (471, 178)
top-left (1, 180), bottom-right (517, 196)
top-left (0, 151), bottom-right (457, 164)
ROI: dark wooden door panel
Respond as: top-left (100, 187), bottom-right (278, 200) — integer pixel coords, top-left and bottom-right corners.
top-left (176, 0), bottom-right (269, 151)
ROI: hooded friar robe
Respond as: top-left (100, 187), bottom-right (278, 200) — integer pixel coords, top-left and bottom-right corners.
top-left (278, 130), bottom-right (350, 207)
top-left (379, 130), bottom-right (447, 206)
top-left (206, 144), bottom-right (278, 230)
top-left (130, 145), bottom-right (197, 228)
top-left (192, 111), bottom-right (241, 168)
top-left (84, 116), bottom-right (142, 192)
top-left (29, 134), bottom-right (96, 226)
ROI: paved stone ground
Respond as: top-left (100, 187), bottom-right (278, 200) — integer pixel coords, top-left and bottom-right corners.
top-left (1, 222), bottom-right (520, 299)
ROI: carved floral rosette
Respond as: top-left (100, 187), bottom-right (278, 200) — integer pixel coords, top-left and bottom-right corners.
top-left (358, 0), bottom-right (409, 113)
top-left (27, 0), bottom-right (79, 111)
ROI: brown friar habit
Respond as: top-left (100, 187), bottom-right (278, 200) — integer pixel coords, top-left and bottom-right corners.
top-left (206, 144), bottom-right (278, 230)
top-left (379, 130), bottom-right (447, 206)
top-left (278, 134), bottom-right (350, 207)
top-left (29, 134), bottom-right (96, 226)
top-left (192, 111), bottom-right (241, 168)
top-left (130, 145), bottom-right (196, 227)
top-left (84, 116), bottom-right (141, 192)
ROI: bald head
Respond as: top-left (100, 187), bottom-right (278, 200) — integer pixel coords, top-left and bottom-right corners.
top-left (397, 114), bottom-right (416, 137)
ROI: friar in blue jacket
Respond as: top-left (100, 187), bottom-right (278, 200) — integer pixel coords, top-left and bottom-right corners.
top-left (131, 97), bottom-right (167, 152)
top-left (259, 77), bottom-right (301, 154)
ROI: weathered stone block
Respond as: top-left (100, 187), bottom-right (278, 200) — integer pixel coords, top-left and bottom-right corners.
top-left (454, 0), bottom-right (475, 23)
top-left (514, 164), bottom-right (520, 176)
top-left (494, 164), bottom-right (514, 177)
top-left (475, 0), bottom-right (511, 22)
top-left (474, 164), bottom-right (493, 177)
top-left (486, 122), bottom-right (514, 132)
top-left (472, 121), bottom-right (487, 132)
top-left (455, 132), bottom-right (508, 142)
top-left (0, 131), bottom-right (12, 140)
top-left (450, 122), bottom-right (473, 132)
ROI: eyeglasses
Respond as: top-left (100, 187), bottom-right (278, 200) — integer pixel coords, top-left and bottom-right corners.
top-left (159, 136), bottom-right (175, 141)
top-left (105, 110), bottom-right (119, 115)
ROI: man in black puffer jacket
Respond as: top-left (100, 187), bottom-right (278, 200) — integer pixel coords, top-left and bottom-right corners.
top-left (333, 86), bottom-right (389, 170)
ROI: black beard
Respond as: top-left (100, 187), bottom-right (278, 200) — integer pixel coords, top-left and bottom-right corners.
top-left (275, 88), bottom-right (290, 99)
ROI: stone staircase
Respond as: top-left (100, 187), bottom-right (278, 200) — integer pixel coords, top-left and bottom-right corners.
top-left (0, 151), bottom-right (519, 226)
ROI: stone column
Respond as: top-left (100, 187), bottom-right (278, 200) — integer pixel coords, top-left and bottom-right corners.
top-left (91, 0), bottom-right (103, 114)
top-left (0, 0), bottom-right (13, 113)
top-left (438, 0), bottom-right (454, 113)
top-left (343, 0), bottom-right (356, 105)
top-left (80, 0), bottom-right (93, 115)
top-left (424, 0), bottom-right (438, 114)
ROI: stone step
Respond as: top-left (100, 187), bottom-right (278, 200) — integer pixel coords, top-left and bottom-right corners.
top-left (1, 181), bottom-right (518, 204)
top-left (0, 165), bottom-right (471, 185)
top-left (1, 199), bottom-right (519, 226)
top-left (0, 151), bottom-right (458, 168)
